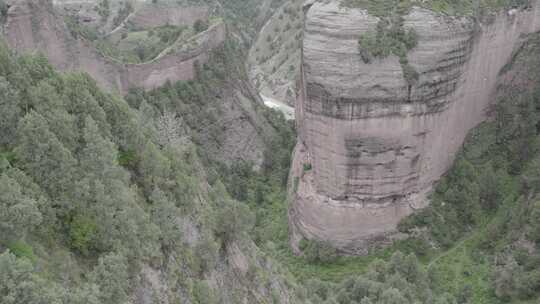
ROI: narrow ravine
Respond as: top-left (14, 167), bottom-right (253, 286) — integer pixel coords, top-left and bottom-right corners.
top-left (261, 94), bottom-right (295, 120)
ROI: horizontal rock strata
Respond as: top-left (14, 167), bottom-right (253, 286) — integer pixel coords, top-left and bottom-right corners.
top-left (290, 0), bottom-right (540, 254)
top-left (4, 0), bottom-right (225, 94)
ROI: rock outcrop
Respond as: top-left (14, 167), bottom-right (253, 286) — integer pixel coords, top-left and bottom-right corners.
top-left (4, 0), bottom-right (273, 167)
top-left (105, 3), bottom-right (209, 41)
top-left (4, 0), bottom-right (225, 94)
top-left (290, 0), bottom-right (540, 254)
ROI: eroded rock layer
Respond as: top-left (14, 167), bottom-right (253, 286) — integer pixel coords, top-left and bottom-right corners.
top-left (290, 0), bottom-right (540, 254)
top-left (4, 0), bottom-right (272, 167)
top-left (4, 0), bottom-right (225, 94)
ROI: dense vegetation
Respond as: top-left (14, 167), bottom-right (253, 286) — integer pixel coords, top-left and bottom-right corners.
top-left (4, 0), bottom-right (540, 303)
top-left (357, 15), bottom-right (418, 86)
top-left (343, 0), bottom-right (532, 17)
top-left (0, 38), bottom-right (287, 303)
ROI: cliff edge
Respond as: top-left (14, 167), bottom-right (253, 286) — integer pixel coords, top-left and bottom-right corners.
top-left (289, 0), bottom-right (540, 254)
top-left (4, 0), bottom-right (225, 94)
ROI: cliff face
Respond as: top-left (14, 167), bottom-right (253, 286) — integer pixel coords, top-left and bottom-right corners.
top-left (4, 0), bottom-right (225, 94)
top-left (105, 3), bottom-right (209, 41)
top-left (290, 0), bottom-right (540, 254)
top-left (4, 0), bottom-right (274, 167)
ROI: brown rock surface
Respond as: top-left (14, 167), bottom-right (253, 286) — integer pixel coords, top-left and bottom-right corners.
top-left (290, 0), bottom-right (540, 254)
top-left (126, 3), bottom-right (208, 30)
top-left (4, 0), bottom-right (271, 167)
top-left (4, 0), bottom-right (225, 94)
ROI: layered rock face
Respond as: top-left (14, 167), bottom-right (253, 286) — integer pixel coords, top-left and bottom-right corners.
top-left (290, 0), bottom-right (540, 254)
top-left (4, 0), bottom-right (272, 167)
top-left (126, 3), bottom-right (208, 30)
top-left (105, 3), bottom-right (209, 41)
top-left (4, 0), bottom-right (225, 94)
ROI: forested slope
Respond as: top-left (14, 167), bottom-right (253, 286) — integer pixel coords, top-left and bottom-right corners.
top-left (0, 40), bottom-right (304, 303)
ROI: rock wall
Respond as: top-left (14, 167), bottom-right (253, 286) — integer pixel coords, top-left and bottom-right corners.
top-left (105, 3), bottom-right (209, 41)
top-left (290, 0), bottom-right (540, 254)
top-left (5, 0), bottom-right (274, 168)
top-left (4, 0), bottom-right (225, 94)
top-left (127, 3), bottom-right (208, 30)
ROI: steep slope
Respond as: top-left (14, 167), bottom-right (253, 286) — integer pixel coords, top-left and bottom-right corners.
top-left (4, 0), bottom-right (276, 167)
top-left (4, 0), bottom-right (224, 94)
top-left (0, 40), bottom-right (305, 304)
top-left (290, 0), bottom-right (540, 254)
top-left (248, 0), bottom-right (303, 106)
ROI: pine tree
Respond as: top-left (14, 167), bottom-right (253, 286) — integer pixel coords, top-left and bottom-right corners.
top-left (80, 116), bottom-right (127, 183)
top-left (150, 187), bottom-right (182, 251)
top-left (0, 77), bottom-right (20, 147)
top-left (0, 174), bottom-right (42, 240)
top-left (0, 251), bottom-right (63, 304)
top-left (15, 111), bottom-right (76, 200)
top-left (29, 81), bottom-right (77, 152)
top-left (90, 252), bottom-right (129, 304)
top-left (380, 288), bottom-right (408, 304)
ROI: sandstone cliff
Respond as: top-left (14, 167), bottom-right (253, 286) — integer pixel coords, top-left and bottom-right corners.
top-left (290, 0), bottom-right (540, 254)
top-left (3, 0), bottom-right (275, 167)
top-left (4, 0), bottom-right (224, 94)
top-left (104, 2), bottom-right (209, 41)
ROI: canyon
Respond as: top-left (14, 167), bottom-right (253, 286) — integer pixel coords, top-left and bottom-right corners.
top-left (3, 0), bottom-right (274, 168)
top-left (289, 0), bottom-right (540, 254)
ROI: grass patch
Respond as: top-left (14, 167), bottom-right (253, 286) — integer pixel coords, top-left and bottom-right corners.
top-left (7, 241), bottom-right (37, 263)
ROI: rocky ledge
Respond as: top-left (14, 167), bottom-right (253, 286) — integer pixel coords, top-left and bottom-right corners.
top-left (289, 0), bottom-right (540, 254)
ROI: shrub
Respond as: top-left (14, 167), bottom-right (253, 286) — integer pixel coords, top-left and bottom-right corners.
top-left (7, 241), bottom-right (37, 263)
top-left (0, 0), bottom-right (7, 21)
top-left (214, 199), bottom-right (255, 245)
top-left (193, 280), bottom-right (218, 304)
top-left (358, 17), bottom-right (419, 85)
top-left (300, 239), bottom-right (338, 263)
top-left (402, 64), bottom-right (419, 86)
top-left (69, 215), bottom-right (98, 255)
top-left (193, 19), bottom-right (209, 33)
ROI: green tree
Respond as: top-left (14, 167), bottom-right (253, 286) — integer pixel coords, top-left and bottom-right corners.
top-left (29, 81), bottom-right (78, 151)
top-left (0, 251), bottom-right (63, 304)
top-left (478, 165), bottom-right (503, 210)
top-left (15, 111), bottom-right (76, 200)
top-left (214, 199), bottom-right (254, 245)
top-left (90, 252), bottom-right (129, 304)
top-left (194, 19), bottom-right (209, 33)
top-left (69, 283), bottom-right (102, 304)
top-left (80, 116), bottom-right (128, 183)
top-left (139, 142), bottom-right (171, 193)
top-left (301, 239), bottom-right (338, 263)
top-left (0, 78), bottom-right (20, 147)
top-left (359, 297), bottom-right (373, 304)
top-left (150, 187), bottom-right (181, 250)
top-left (193, 280), bottom-right (218, 304)
top-left (0, 174), bottom-right (42, 240)
top-left (380, 288), bottom-right (408, 304)
top-left (68, 214), bottom-right (98, 255)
